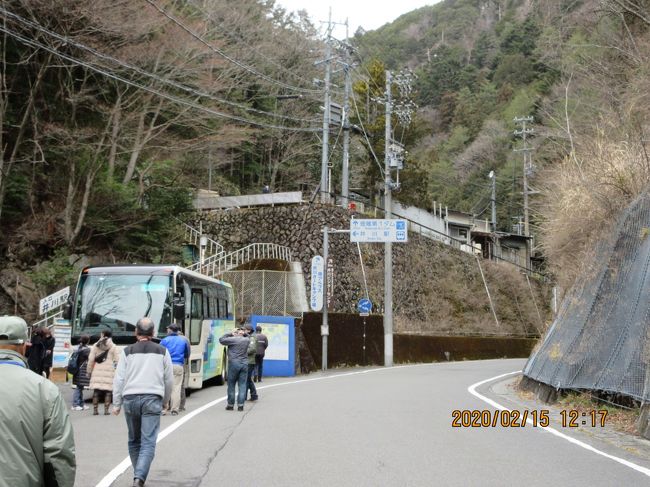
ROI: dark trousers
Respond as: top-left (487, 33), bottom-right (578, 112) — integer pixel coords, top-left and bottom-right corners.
top-left (254, 355), bottom-right (264, 381)
top-left (247, 364), bottom-right (258, 399)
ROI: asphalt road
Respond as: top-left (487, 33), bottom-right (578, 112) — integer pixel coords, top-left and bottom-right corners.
top-left (65, 359), bottom-right (650, 486)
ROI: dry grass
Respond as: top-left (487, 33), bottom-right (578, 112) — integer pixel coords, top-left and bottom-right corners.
top-left (558, 392), bottom-right (639, 435)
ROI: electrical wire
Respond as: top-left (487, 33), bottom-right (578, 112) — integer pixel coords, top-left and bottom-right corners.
top-left (350, 88), bottom-right (384, 177)
top-left (0, 24), bottom-right (321, 133)
top-left (0, 7), bottom-right (321, 125)
top-left (143, 0), bottom-right (322, 95)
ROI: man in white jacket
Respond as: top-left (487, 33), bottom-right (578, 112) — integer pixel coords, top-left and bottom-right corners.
top-left (113, 317), bottom-right (173, 487)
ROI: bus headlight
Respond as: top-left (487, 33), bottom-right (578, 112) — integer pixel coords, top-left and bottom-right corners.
top-left (191, 359), bottom-right (201, 373)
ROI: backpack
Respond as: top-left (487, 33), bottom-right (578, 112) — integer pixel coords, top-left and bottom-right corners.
top-left (66, 349), bottom-right (80, 375)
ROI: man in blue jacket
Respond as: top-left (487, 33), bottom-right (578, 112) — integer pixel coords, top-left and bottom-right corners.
top-left (160, 324), bottom-right (190, 416)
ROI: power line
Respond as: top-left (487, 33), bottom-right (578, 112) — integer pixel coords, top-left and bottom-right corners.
top-left (143, 0), bottom-right (322, 95)
top-left (350, 88), bottom-right (384, 177)
top-left (0, 7), bottom-right (320, 125)
top-left (0, 24), bottom-right (320, 132)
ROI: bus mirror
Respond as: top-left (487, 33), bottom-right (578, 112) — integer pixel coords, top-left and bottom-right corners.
top-left (173, 295), bottom-right (185, 320)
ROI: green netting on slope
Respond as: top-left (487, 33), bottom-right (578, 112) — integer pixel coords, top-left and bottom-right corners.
top-left (524, 191), bottom-right (650, 401)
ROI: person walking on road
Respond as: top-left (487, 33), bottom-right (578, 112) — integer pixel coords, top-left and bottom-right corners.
top-left (219, 327), bottom-right (251, 411)
top-left (113, 317), bottom-right (173, 487)
top-left (88, 328), bottom-right (120, 415)
top-left (245, 324), bottom-right (259, 401)
top-left (254, 325), bottom-right (268, 382)
top-left (178, 330), bottom-right (191, 412)
top-left (160, 324), bottom-right (190, 416)
top-left (71, 334), bottom-right (91, 410)
top-left (0, 315), bottom-right (76, 487)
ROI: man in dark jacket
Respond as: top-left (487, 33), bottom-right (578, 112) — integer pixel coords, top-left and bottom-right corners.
top-left (219, 327), bottom-right (251, 411)
top-left (254, 325), bottom-right (269, 382)
top-left (0, 315), bottom-right (76, 487)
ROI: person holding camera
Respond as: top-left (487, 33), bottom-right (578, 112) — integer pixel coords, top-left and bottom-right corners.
top-left (219, 326), bottom-right (251, 411)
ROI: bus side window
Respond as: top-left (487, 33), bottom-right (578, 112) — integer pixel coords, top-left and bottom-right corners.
top-left (190, 290), bottom-right (203, 345)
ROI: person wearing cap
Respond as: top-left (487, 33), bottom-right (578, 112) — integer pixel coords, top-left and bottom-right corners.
top-left (0, 315), bottom-right (76, 487)
top-left (160, 323), bottom-right (190, 416)
top-left (253, 325), bottom-right (269, 382)
top-left (245, 324), bottom-right (259, 401)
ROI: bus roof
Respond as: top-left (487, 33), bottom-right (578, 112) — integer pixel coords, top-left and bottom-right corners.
top-left (81, 264), bottom-right (232, 288)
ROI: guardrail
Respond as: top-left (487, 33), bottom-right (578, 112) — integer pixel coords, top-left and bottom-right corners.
top-left (190, 243), bottom-right (293, 278)
top-left (178, 220), bottom-right (225, 260)
top-left (31, 310), bottom-right (64, 330)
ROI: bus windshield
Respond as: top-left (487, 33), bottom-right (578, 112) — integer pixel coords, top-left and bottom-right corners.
top-left (73, 273), bottom-right (172, 339)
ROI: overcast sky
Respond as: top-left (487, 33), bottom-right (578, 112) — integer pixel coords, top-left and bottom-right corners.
top-left (275, 1), bottom-right (440, 38)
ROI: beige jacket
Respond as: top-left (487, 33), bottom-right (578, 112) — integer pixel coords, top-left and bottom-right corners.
top-left (88, 337), bottom-right (120, 391)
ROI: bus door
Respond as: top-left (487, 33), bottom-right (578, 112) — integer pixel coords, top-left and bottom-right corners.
top-left (187, 287), bottom-right (207, 388)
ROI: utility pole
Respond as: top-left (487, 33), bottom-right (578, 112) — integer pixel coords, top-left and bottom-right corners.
top-left (341, 19), bottom-right (351, 208)
top-left (489, 170), bottom-right (496, 232)
top-left (319, 10), bottom-right (333, 204)
top-left (384, 70), bottom-right (393, 367)
top-left (322, 225), bottom-right (329, 370)
top-left (514, 116), bottom-right (534, 270)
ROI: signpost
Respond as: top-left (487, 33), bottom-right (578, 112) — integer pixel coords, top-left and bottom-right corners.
top-left (39, 286), bottom-right (70, 316)
top-left (310, 256), bottom-right (324, 312)
top-left (350, 219), bottom-right (408, 243)
top-left (357, 298), bottom-right (372, 316)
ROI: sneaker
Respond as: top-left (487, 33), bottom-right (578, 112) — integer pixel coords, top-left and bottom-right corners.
top-left (82, 405), bottom-right (90, 410)
top-left (161, 409), bottom-right (167, 416)
top-left (71, 406), bottom-right (83, 411)
top-left (250, 396), bottom-right (258, 401)
top-left (225, 405), bottom-right (234, 411)
top-left (171, 410), bottom-right (178, 416)
top-left (237, 405), bottom-right (244, 411)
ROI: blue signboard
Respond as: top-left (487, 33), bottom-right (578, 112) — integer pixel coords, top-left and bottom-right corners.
top-left (357, 298), bottom-right (372, 314)
top-left (250, 315), bottom-right (295, 377)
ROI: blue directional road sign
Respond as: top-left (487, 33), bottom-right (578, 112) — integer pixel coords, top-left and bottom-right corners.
top-left (357, 298), bottom-right (372, 315)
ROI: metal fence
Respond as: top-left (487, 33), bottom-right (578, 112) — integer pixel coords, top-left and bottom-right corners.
top-left (222, 270), bottom-right (308, 318)
top-left (524, 191), bottom-right (650, 401)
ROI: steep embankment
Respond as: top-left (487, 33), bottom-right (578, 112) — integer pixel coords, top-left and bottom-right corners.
top-left (200, 204), bottom-right (549, 335)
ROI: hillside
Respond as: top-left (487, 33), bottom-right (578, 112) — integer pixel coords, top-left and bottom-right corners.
top-left (354, 0), bottom-right (650, 290)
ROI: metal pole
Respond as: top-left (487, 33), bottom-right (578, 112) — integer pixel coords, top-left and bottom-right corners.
top-left (341, 20), bottom-right (351, 207)
top-left (320, 11), bottom-right (332, 204)
top-left (321, 226), bottom-right (329, 370)
top-left (490, 171), bottom-right (497, 233)
top-left (384, 70), bottom-right (393, 367)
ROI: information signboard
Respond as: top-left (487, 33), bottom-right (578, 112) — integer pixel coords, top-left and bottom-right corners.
top-left (310, 256), bottom-right (324, 311)
top-left (39, 286), bottom-right (70, 316)
top-left (350, 219), bottom-right (408, 243)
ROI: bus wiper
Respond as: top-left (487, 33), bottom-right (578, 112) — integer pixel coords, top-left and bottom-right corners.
top-left (144, 275), bottom-right (153, 317)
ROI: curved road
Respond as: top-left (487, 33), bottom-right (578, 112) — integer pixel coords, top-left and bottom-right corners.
top-left (68, 359), bottom-right (650, 486)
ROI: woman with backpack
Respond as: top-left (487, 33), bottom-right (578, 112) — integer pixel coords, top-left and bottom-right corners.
top-left (71, 334), bottom-right (91, 410)
top-left (87, 329), bottom-right (119, 415)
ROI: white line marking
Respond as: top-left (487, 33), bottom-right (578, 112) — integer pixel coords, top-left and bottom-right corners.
top-left (468, 371), bottom-right (650, 479)
top-left (95, 365), bottom-right (419, 487)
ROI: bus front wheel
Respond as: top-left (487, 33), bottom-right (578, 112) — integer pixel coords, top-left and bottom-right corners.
top-left (216, 352), bottom-right (227, 385)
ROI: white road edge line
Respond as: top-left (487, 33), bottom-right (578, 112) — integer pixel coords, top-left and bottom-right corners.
top-left (468, 371), bottom-right (650, 478)
top-left (95, 364), bottom-right (419, 487)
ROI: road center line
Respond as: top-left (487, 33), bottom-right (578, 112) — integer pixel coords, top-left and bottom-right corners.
top-left (468, 371), bottom-right (650, 479)
top-left (95, 364), bottom-right (420, 487)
